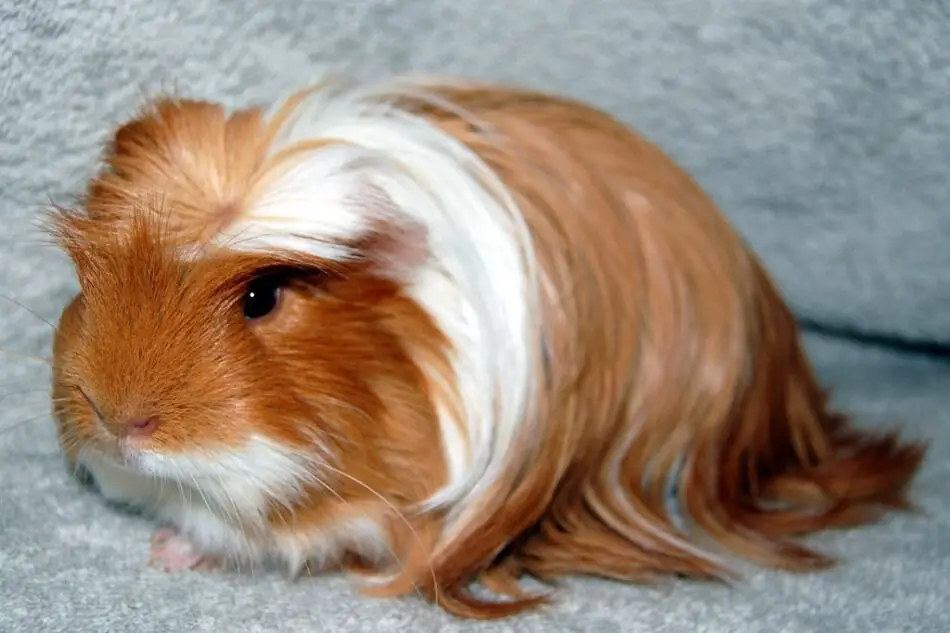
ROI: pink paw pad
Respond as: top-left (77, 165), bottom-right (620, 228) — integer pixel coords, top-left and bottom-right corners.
top-left (148, 527), bottom-right (213, 572)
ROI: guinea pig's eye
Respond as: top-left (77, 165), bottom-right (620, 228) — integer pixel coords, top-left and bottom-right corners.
top-left (243, 276), bottom-right (282, 321)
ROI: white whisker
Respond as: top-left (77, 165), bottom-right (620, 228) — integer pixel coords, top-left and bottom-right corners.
top-left (318, 462), bottom-right (440, 609)
top-left (304, 473), bottom-right (429, 602)
top-left (0, 294), bottom-right (56, 331)
top-left (0, 411), bottom-right (53, 436)
top-left (0, 347), bottom-right (52, 366)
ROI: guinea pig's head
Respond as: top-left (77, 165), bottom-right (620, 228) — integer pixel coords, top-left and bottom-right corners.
top-left (49, 97), bottom-right (451, 518)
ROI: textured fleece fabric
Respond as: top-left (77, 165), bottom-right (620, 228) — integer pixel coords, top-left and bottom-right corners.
top-left (2, 1), bottom-right (948, 632)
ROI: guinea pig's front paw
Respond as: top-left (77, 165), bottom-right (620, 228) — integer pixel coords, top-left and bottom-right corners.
top-left (148, 527), bottom-right (219, 572)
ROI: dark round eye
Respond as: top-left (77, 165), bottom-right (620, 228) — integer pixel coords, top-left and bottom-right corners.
top-left (243, 276), bottom-right (282, 320)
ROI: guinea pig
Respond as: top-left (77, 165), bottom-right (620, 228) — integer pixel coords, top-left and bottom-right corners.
top-left (48, 73), bottom-right (926, 619)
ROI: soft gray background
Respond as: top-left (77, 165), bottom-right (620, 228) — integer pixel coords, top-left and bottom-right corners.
top-left (1, 0), bottom-right (948, 632)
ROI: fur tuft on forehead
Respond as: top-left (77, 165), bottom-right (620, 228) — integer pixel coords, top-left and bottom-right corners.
top-left (69, 87), bottom-right (446, 280)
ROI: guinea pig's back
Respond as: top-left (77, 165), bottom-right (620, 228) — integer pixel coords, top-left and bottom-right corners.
top-left (397, 84), bottom-right (918, 582)
top-left (405, 83), bottom-right (762, 451)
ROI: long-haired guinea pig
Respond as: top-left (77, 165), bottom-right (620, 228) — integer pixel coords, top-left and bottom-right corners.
top-left (49, 74), bottom-right (926, 619)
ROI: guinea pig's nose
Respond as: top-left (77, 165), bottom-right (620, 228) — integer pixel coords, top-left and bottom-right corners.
top-left (124, 416), bottom-right (161, 437)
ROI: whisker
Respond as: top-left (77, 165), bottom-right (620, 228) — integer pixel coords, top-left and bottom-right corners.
top-left (219, 489), bottom-right (250, 577)
top-left (317, 462), bottom-right (440, 609)
top-left (188, 474), bottom-right (214, 513)
top-left (0, 238), bottom-right (60, 249)
top-left (0, 411), bottom-right (54, 436)
top-left (151, 472), bottom-right (168, 512)
top-left (174, 478), bottom-right (187, 506)
top-left (305, 474), bottom-right (426, 601)
top-left (62, 439), bottom-right (86, 467)
top-left (0, 347), bottom-right (53, 366)
top-left (315, 398), bottom-right (372, 448)
top-left (0, 396), bottom-right (61, 414)
top-left (66, 443), bottom-right (88, 478)
top-left (0, 294), bottom-right (56, 331)
top-left (0, 388), bottom-right (52, 399)
top-left (0, 397), bottom-right (56, 435)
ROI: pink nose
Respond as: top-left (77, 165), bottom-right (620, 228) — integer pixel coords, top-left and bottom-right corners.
top-left (125, 416), bottom-right (161, 437)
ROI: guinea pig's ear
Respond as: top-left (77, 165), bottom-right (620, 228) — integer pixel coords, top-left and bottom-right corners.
top-left (347, 183), bottom-right (430, 281)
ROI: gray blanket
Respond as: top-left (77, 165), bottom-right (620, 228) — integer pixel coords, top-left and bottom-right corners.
top-left (2, 1), bottom-right (948, 631)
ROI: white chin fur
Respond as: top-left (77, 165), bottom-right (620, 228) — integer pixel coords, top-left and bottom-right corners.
top-left (220, 76), bottom-right (539, 524)
top-left (77, 436), bottom-right (389, 569)
top-left (124, 435), bottom-right (315, 516)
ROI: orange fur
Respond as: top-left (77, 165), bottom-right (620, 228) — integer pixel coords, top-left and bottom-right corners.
top-left (50, 79), bottom-right (926, 619)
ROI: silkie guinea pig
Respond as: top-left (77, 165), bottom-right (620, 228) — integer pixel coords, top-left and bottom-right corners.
top-left (49, 73), bottom-right (926, 618)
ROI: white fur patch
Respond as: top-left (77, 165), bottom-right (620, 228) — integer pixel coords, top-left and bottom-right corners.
top-left (78, 435), bottom-right (325, 565)
top-left (278, 514), bottom-right (391, 577)
top-left (127, 434), bottom-right (315, 518)
top-left (214, 147), bottom-right (374, 261)
top-left (80, 438), bottom-right (396, 570)
top-left (219, 75), bottom-right (540, 537)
